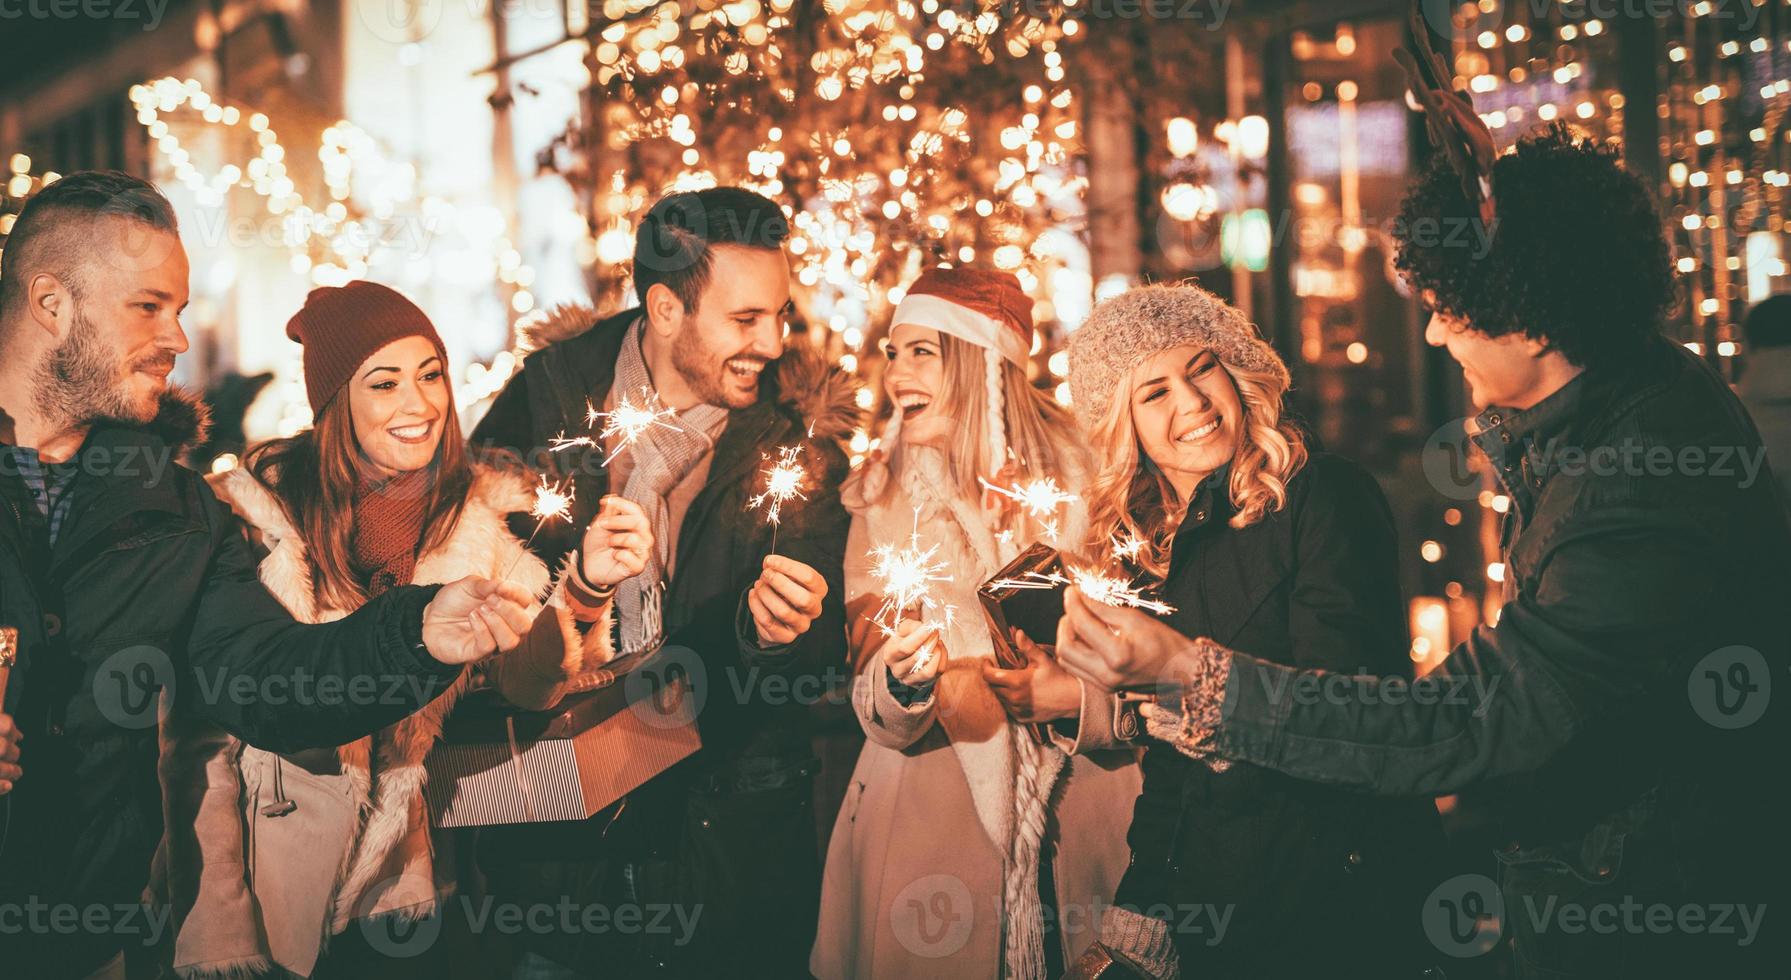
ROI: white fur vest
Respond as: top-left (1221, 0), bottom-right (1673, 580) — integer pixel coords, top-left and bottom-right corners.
top-left (153, 462), bottom-right (614, 979)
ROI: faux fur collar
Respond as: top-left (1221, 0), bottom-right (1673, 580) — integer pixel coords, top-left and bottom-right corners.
top-left (92, 384), bottom-right (213, 465)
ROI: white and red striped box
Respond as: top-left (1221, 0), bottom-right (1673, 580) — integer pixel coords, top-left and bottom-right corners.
top-left (425, 657), bottom-right (701, 827)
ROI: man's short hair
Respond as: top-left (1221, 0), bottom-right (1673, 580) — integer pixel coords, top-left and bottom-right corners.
top-left (1742, 295), bottom-right (1791, 350)
top-left (1394, 125), bottom-right (1676, 373)
top-left (0, 170), bottom-right (179, 319)
top-left (632, 186), bottom-right (789, 315)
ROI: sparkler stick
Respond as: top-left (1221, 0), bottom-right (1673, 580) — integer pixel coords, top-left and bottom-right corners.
top-left (749, 443), bottom-right (810, 555)
top-left (502, 475), bottom-right (577, 580)
top-left (979, 475), bottom-right (1080, 542)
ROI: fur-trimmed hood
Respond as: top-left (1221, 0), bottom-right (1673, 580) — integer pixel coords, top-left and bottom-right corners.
top-left (106, 383), bottom-right (214, 465)
top-left (519, 303), bottom-right (861, 445)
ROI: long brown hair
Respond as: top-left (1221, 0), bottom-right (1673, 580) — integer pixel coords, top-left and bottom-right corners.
top-left (1084, 357), bottom-right (1307, 580)
top-left (245, 392), bottom-right (473, 612)
top-left (869, 333), bottom-right (1090, 507)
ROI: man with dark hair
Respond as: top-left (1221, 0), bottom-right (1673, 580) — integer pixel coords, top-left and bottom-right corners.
top-left (1738, 294), bottom-right (1791, 515)
top-left (471, 186), bottom-right (856, 978)
top-left (1056, 127), bottom-right (1789, 975)
top-left (0, 172), bottom-right (538, 979)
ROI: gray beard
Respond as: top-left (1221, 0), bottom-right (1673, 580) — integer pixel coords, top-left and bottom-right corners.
top-left (30, 306), bottom-right (154, 431)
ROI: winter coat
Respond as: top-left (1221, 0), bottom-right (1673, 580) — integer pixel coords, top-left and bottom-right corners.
top-left (1115, 453), bottom-right (1447, 976)
top-left (1204, 339), bottom-right (1791, 976)
top-left (0, 389), bottom-right (462, 980)
top-left (468, 306), bottom-right (858, 977)
top-left (812, 445), bottom-right (1142, 980)
top-left (150, 462), bottom-right (614, 979)
top-left (1737, 344), bottom-right (1791, 517)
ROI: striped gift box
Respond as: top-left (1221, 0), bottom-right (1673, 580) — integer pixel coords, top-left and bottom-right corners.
top-left (425, 658), bottom-right (700, 828)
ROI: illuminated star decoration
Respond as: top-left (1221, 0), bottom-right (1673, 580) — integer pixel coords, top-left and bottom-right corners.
top-left (749, 443), bottom-right (811, 553)
top-left (980, 475), bottom-right (1080, 543)
top-left (503, 475), bottom-right (577, 580)
top-left (557, 388), bottom-right (681, 465)
top-left (868, 507), bottom-right (955, 641)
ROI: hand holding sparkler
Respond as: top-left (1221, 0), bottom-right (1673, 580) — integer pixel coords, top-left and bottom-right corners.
top-left (579, 495), bottom-right (653, 588)
top-left (881, 618), bottom-right (947, 688)
top-left (747, 555), bottom-right (829, 647)
top-left (420, 577), bottom-right (540, 666)
top-left (1054, 585), bottom-right (1200, 692)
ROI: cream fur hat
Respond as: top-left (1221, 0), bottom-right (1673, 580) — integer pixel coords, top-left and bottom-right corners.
top-left (1065, 283), bottom-right (1291, 431)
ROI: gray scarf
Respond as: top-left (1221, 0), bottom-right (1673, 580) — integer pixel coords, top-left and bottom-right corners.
top-left (612, 319), bottom-right (729, 657)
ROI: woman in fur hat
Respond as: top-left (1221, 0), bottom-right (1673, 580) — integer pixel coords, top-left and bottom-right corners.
top-left (154, 282), bottom-right (653, 979)
top-left (811, 267), bottom-right (1142, 980)
top-left (1064, 283), bottom-right (1445, 978)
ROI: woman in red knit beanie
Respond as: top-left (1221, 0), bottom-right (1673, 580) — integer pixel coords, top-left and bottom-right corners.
top-left (154, 281), bottom-right (654, 979)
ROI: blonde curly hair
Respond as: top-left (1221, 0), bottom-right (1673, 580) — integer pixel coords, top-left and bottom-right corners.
top-left (1073, 285), bottom-right (1307, 578)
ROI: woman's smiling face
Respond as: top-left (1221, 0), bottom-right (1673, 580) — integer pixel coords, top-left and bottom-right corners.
top-left (347, 335), bottom-right (450, 476)
top-left (1129, 344), bottom-right (1243, 500)
top-left (883, 322), bottom-right (950, 446)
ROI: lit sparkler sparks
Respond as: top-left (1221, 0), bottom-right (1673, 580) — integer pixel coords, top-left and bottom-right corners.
top-left (988, 563), bottom-right (1177, 616)
top-left (980, 476), bottom-right (1079, 542)
top-left (1111, 532), bottom-right (1148, 564)
top-left (558, 388), bottom-right (681, 465)
top-left (750, 444), bottom-right (810, 530)
top-left (502, 475), bottom-right (577, 579)
top-left (868, 508), bottom-right (954, 635)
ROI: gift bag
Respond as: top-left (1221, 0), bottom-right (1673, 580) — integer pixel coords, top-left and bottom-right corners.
top-left (978, 542), bottom-right (1069, 745)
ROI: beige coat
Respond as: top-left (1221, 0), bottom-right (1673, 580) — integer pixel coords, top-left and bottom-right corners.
top-left (152, 463), bottom-right (615, 979)
top-left (812, 447), bottom-right (1142, 980)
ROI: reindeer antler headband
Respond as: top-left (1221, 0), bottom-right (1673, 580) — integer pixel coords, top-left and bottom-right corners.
top-left (1395, 1), bottom-right (1500, 231)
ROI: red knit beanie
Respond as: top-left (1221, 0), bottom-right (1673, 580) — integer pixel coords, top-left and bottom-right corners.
top-left (285, 281), bottom-right (447, 413)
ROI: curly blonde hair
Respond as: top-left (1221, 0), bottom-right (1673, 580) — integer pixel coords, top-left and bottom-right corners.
top-left (1083, 356), bottom-right (1307, 579)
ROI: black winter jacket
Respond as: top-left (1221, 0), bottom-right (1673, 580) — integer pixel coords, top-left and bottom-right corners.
top-left (468, 307), bottom-right (857, 977)
top-left (0, 390), bottom-right (459, 978)
top-left (1115, 453), bottom-right (1446, 976)
top-left (1208, 339), bottom-right (1791, 975)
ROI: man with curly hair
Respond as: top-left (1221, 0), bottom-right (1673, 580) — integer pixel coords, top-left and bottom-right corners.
top-left (1052, 126), bottom-right (1789, 976)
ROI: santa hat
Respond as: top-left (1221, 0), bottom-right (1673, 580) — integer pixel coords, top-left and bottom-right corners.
top-left (885, 266), bottom-right (1034, 474)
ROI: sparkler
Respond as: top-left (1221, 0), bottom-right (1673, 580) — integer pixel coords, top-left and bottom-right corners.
top-left (502, 475), bottom-right (577, 580)
top-left (749, 443), bottom-right (810, 554)
top-left (979, 475), bottom-right (1080, 542)
top-left (868, 507), bottom-right (954, 637)
top-left (1111, 531), bottom-right (1148, 564)
top-left (554, 388), bottom-right (681, 465)
top-left (987, 563), bottom-right (1177, 616)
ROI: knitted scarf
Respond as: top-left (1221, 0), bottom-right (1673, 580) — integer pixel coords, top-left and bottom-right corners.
top-left (612, 320), bottom-right (729, 656)
top-left (896, 446), bottom-right (1066, 980)
top-left (350, 467), bottom-right (431, 596)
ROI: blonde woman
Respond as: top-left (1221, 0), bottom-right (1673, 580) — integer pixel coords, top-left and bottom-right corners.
top-left (812, 268), bottom-right (1142, 980)
top-left (1064, 284), bottom-right (1445, 978)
